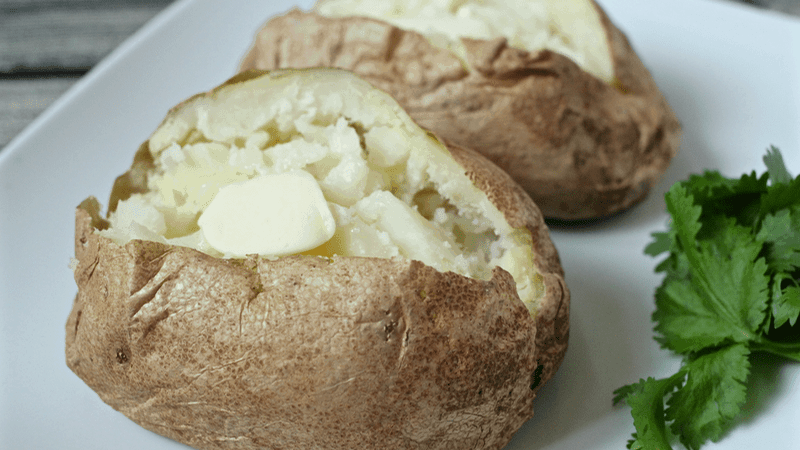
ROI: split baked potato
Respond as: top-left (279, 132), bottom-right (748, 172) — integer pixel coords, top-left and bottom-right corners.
top-left (239, 0), bottom-right (682, 220)
top-left (66, 69), bottom-right (569, 450)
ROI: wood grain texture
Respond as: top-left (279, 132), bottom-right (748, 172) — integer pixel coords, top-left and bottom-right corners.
top-left (0, 0), bottom-right (173, 149)
top-left (0, 7), bottom-right (165, 71)
top-left (0, 77), bottom-right (77, 147)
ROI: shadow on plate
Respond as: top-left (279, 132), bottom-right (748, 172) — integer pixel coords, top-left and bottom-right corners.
top-left (504, 252), bottom-right (653, 449)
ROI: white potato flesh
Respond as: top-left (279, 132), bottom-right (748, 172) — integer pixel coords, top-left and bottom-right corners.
top-left (314, 0), bottom-right (614, 83)
top-left (101, 70), bottom-right (544, 313)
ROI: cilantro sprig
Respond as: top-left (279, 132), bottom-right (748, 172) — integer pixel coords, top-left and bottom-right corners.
top-left (614, 147), bottom-right (800, 450)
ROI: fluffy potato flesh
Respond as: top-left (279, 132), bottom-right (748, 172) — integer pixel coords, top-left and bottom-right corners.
top-left (314, 0), bottom-right (613, 82)
top-left (101, 69), bottom-right (544, 313)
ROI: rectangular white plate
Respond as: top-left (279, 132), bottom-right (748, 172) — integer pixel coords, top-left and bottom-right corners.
top-left (1, 0), bottom-right (799, 448)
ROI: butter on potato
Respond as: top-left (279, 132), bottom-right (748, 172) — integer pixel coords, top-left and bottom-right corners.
top-left (67, 69), bottom-right (570, 450)
top-left (197, 171), bottom-right (336, 257)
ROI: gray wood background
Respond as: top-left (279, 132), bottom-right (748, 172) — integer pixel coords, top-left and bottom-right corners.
top-left (2, 0), bottom-right (799, 151)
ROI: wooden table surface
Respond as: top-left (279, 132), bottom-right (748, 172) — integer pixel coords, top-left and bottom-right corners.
top-left (2, 0), bottom-right (799, 152)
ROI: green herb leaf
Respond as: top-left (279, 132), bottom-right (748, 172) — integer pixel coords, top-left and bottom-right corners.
top-left (653, 278), bottom-right (747, 352)
top-left (772, 276), bottom-right (800, 328)
top-left (661, 186), bottom-right (770, 344)
top-left (683, 171), bottom-right (768, 227)
top-left (757, 207), bottom-right (800, 273)
top-left (693, 220), bottom-right (770, 335)
top-left (663, 183), bottom-right (703, 262)
top-left (645, 231), bottom-right (673, 258)
top-left (614, 374), bottom-right (685, 450)
top-left (763, 145), bottom-right (793, 185)
top-left (665, 344), bottom-right (750, 450)
top-left (759, 172), bottom-right (800, 217)
top-left (616, 147), bottom-right (799, 449)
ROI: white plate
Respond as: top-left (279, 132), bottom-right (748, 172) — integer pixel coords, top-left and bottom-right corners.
top-left (1, 0), bottom-right (799, 448)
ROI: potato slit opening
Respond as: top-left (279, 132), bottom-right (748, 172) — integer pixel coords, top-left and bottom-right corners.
top-left (100, 70), bottom-right (544, 314)
top-left (314, 0), bottom-right (614, 82)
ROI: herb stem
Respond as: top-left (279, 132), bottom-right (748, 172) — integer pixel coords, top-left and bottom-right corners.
top-left (751, 338), bottom-right (800, 362)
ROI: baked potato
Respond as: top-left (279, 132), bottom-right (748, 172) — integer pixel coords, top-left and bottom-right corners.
top-left (66, 69), bottom-right (569, 450)
top-left (239, 0), bottom-right (682, 220)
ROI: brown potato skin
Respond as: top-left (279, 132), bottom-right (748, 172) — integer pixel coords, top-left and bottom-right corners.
top-left (239, 2), bottom-right (681, 220)
top-left (65, 76), bottom-right (569, 447)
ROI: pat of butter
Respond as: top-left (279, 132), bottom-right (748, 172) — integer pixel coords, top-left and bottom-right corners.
top-left (198, 171), bottom-right (336, 257)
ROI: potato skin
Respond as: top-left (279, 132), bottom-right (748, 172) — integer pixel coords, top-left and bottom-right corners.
top-left (239, 2), bottom-right (681, 220)
top-left (68, 219), bottom-right (533, 450)
top-left (66, 118), bottom-right (569, 448)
